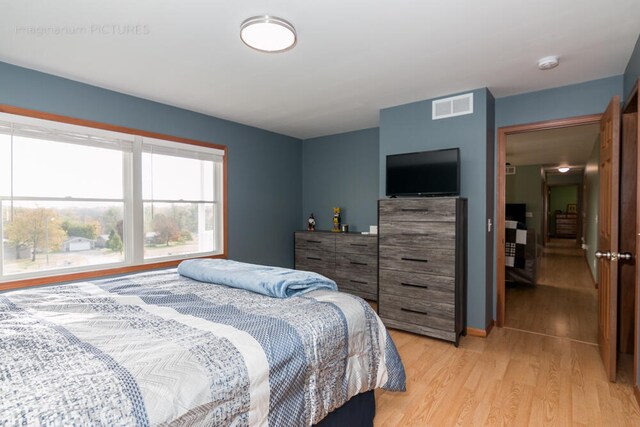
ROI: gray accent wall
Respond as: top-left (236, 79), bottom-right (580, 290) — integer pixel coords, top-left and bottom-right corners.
top-left (302, 128), bottom-right (379, 232)
top-left (0, 61), bottom-right (302, 268)
top-left (379, 88), bottom-right (495, 330)
top-left (624, 34), bottom-right (640, 98)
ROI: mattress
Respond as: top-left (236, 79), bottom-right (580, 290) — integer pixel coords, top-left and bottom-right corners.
top-left (0, 268), bottom-right (405, 426)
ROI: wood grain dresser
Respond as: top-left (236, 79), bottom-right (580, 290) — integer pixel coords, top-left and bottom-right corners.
top-left (555, 213), bottom-right (577, 238)
top-left (378, 197), bottom-right (467, 346)
top-left (294, 231), bottom-right (378, 301)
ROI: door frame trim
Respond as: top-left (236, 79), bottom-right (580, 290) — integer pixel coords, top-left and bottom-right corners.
top-left (496, 114), bottom-right (602, 327)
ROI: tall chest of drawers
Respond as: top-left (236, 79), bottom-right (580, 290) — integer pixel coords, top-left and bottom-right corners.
top-left (378, 197), bottom-right (467, 346)
top-left (294, 231), bottom-right (378, 301)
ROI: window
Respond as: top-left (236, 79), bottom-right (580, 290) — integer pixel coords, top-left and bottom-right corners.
top-left (0, 109), bottom-right (226, 283)
top-left (142, 138), bottom-right (223, 260)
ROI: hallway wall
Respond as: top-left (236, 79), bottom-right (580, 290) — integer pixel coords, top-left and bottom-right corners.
top-left (506, 164), bottom-right (544, 244)
top-left (583, 138), bottom-right (600, 282)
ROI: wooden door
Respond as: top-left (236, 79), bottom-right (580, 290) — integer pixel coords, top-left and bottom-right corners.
top-left (598, 96), bottom-right (621, 381)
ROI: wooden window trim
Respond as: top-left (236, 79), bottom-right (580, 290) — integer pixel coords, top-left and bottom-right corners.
top-left (0, 105), bottom-right (228, 291)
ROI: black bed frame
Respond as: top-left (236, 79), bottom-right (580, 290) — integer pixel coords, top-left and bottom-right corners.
top-left (314, 391), bottom-right (375, 427)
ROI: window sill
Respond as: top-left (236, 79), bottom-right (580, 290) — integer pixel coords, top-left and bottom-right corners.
top-left (0, 253), bottom-right (227, 292)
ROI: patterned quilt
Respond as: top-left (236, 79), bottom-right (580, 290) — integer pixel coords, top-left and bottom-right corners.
top-left (0, 268), bottom-right (405, 426)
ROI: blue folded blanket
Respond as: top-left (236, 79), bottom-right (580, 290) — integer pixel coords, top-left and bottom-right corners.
top-left (177, 259), bottom-right (337, 298)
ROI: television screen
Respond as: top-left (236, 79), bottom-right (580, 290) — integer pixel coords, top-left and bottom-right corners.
top-left (386, 148), bottom-right (460, 197)
top-left (506, 203), bottom-right (527, 224)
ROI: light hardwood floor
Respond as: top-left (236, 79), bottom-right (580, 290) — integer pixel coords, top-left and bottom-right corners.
top-left (374, 239), bottom-right (640, 426)
top-left (375, 328), bottom-right (640, 426)
top-left (505, 238), bottom-right (598, 343)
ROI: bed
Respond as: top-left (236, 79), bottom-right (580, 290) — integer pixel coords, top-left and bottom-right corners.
top-left (0, 266), bottom-right (405, 426)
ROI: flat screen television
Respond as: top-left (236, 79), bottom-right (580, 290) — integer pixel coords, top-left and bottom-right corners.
top-left (505, 203), bottom-right (527, 224)
top-left (386, 148), bottom-right (460, 197)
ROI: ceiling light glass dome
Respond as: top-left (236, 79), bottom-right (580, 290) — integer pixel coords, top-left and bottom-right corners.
top-left (240, 15), bottom-right (296, 53)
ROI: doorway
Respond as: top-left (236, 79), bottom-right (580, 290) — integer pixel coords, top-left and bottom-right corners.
top-left (502, 123), bottom-right (599, 343)
top-left (497, 99), bottom-right (638, 383)
top-left (497, 114), bottom-right (602, 328)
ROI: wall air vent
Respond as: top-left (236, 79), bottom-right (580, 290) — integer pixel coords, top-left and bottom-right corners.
top-left (506, 165), bottom-right (516, 175)
top-left (432, 93), bottom-right (474, 120)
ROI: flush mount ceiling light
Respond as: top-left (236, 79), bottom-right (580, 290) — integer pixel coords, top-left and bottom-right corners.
top-left (538, 56), bottom-right (559, 70)
top-left (558, 166), bottom-right (570, 173)
top-left (240, 15), bottom-right (296, 53)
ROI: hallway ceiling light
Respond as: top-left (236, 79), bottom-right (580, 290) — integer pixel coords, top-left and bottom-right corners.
top-left (558, 167), bottom-right (570, 173)
top-left (240, 15), bottom-right (297, 53)
top-left (538, 56), bottom-right (559, 70)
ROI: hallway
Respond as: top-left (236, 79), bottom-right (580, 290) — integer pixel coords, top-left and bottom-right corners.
top-left (505, 238), bottom-right (597, 343)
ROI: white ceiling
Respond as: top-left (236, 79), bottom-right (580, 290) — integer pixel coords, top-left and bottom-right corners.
top-left (1, 0), bottom-right (639, 139)
top-left (506, 124), bottom-right (600, 168)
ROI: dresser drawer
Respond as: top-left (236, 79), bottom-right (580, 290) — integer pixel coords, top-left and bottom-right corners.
top-left (294, 232), bottom-right (335, 253)
top-left (295, 250), bottom-right (335, 275)
top-left (336, 234), bottom-right (377, 255)
top-left (379, 221), bottom-right (456, 250)
top-left (379, 246), bottom-right (455, 277)
top-left (334, 252), bottom-right (377, 300)
top-left (379, 293), bottom-right (454, 332)
top-left (335, 264), bottom-right (377, 290)
top-left (379, 269), bottom-right (454, 303)
top-left (336, 280), bottom-right (377, 300)
top-left (336, 251), bottom-right (377, 270)
top-left (379, 198), bottom-right (456, 222)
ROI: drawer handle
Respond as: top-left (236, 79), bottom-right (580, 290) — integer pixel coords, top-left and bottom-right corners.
top-left (350, 261), bottom-right (368, 266)
top-left (401, 208), bottom-right (429, 212)
top-left (401, 282), bottom-right (428, 289)
top-left (307, 257), bottom-right (322, 261)
top-left (401, 307), bottom-right (428, 316)
top-left (350, 280), bottom-right (368, 285)
top-left (349, 243), bottom-right (368, 247)
top-left (306, 240), bottom-right (322, 243)
top-left (401, 257), bottom-right (428, 263)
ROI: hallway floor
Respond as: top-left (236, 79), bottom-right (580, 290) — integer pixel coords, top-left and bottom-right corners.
top-left (505, 238), bottom-right (597, 343)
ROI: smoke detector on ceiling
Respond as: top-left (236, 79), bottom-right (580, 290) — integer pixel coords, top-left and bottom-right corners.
top-left (538, 56), bottom-right (559, 70)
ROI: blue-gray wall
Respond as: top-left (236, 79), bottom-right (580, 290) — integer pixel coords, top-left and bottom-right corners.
top-left (624, 34), bottom-right (640, 98)
top-left (380, 88), bottom-right (495, 329)
top-left (0, 61), bottom-right (302, 268)
top-left (302, 128), bottom-right (379, 232)
top-left (496, 75), bottom-right (623, 128)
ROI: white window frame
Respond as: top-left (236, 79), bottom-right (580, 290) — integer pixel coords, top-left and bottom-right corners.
top-left (0, 108), bottom-right (226, 285)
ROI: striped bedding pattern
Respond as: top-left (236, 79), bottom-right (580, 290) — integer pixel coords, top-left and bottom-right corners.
top-left (0, 268), bottom-right (405, 426)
